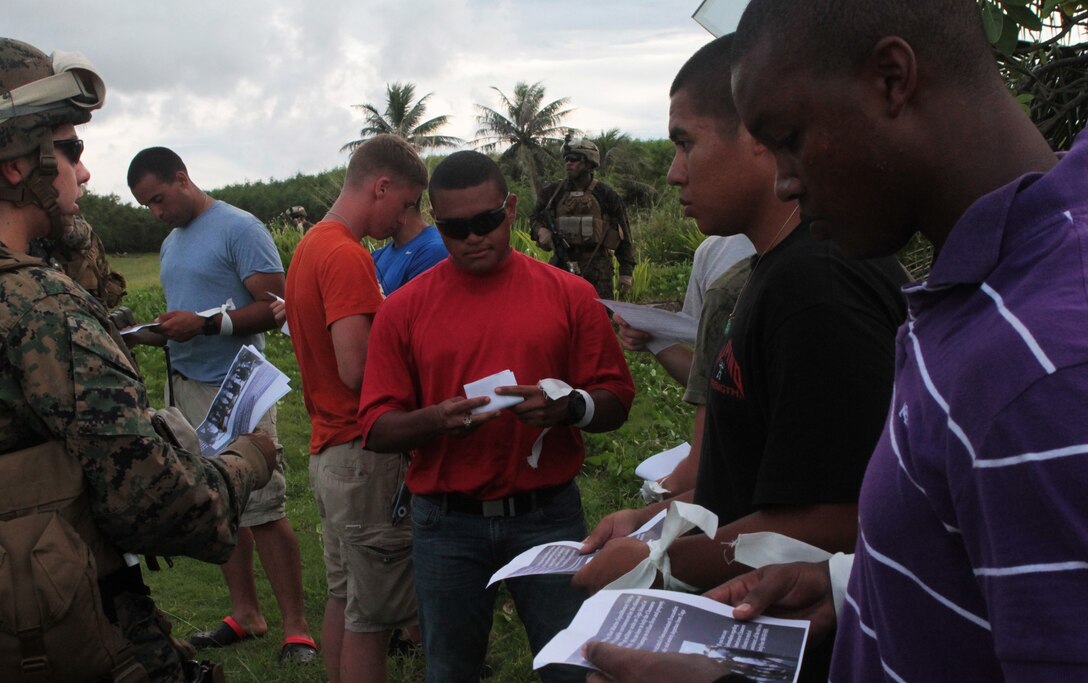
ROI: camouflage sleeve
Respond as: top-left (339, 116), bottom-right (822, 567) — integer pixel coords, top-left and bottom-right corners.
top-left (529, 182), bottom-right (559, 239)
top-left (615, 227), bottom-right (637, 276)
top-left (598, 183), bottom-right (637, 275)
top-left (10, 287), bottom-right (260, 563)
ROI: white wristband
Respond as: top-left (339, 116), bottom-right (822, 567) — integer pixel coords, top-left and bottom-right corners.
top-left (218, 311), bottom-right (233, 336)
top-left (573, 389), bottom-right (595, 428)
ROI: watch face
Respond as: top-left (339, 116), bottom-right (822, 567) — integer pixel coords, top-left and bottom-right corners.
top-left (567, 390), bottom-right (586, 423)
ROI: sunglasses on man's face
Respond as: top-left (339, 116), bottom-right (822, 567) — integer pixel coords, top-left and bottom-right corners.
top-left (54, 138), bottom-right (85, 165)
top-left (435, 193), bottom-right (511, 240)
top-left (564, 154), bottom-right (584, 163)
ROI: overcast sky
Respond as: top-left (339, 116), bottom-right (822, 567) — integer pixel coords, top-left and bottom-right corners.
top-left (9, 1), bottom-right (717, 203)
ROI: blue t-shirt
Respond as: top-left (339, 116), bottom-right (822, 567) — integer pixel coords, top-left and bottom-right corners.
top-left (371, 225), bottom-right (448, 295)
top-left (159, 201), bottom-right (283, 383)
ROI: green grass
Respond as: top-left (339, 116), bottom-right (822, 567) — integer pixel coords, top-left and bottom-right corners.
top-left (111, 252), bottom-right (163, 290)
top-left (117, 256), bottom-right (693, 682)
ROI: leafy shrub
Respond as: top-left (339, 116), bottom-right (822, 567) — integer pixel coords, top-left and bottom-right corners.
top-left (629, 190), bottom-right (701, 267)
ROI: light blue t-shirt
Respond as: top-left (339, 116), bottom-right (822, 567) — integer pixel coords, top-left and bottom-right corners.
top-left (159, 200), bottom-right (283, 383)
top-left (371, 225), bottom-right (448, 295)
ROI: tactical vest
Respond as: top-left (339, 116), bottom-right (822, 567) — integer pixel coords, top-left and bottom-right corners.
top-left (555, 180), bottom-right (606, 247)
top-left (0, 254), bottom-right (147, 683)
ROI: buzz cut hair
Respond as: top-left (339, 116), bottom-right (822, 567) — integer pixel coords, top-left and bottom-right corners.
top-left (345, 134), bottom-right (428, 189)
top-left (428, 150), bottom-right (508, 201)
top-left (733, 0), bottom-right (994, 83)
top-left (127, 146), bottom-right (187, 187)
top-left (670, 33), bottom-right (741, 136)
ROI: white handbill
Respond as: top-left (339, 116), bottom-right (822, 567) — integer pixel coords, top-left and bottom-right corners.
top-left (597, 299), bottom-right (699, 354)
top-left (533, 587), bottom-right (809, 680)
top-left (267, 291), bottom-right (290, 336)
top-left (487, 510), bottom-right (668, 587)
top-left (635, 442), bottom-right (691, 481)
top-left (464, 369), bottom-right (525, 415)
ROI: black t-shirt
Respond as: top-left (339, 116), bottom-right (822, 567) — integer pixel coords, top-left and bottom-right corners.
top-left (693, 225), bottom-right (908, 523)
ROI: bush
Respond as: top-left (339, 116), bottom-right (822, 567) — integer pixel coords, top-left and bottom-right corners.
top-left (628, 190), bottom-right (702, 267)
top-left (80, 190), bottom-right (170, 253)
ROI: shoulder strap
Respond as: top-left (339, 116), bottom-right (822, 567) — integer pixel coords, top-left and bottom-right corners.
top-left (0, 249), bottom-right (46, 274)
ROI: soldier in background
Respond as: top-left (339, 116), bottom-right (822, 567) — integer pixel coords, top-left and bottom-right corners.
top-left (530, 138), bottom-right (636, 299)
top-left (0, 36), bottom-right (275, 682)
top-left (287, 205), bottom-right (313, 232)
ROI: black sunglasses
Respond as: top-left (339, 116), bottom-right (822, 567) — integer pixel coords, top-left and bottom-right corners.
top-left (54, 138), bottom-right (85, 165)
top-left (435, 193), bottom-right (511, 240)
top-left (564, 154), bottom-right (583, 163)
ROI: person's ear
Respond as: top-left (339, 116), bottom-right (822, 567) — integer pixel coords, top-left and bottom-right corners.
top-left (0, 157), bottom-right (29, 185)
top-left (869, 36), bottom-right (918, 118)
top-left (374, 176), bottom-right (391, 200)
top-left (740, 125), bottom-right (768, 156)
top-left (174, 170), bottom-right (194, 191)
top-left (506, 193), bottom-right (518, 217)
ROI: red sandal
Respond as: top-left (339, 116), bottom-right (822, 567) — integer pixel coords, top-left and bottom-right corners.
top-left (189, 616), bottom-right (263, 650)
top-left (279, 635), bottom-right (319, 666)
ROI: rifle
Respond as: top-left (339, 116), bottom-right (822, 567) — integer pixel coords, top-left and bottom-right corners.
top-left (542, 182), bottom-right (580, 275)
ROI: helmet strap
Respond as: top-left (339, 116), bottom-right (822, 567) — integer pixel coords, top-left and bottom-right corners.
top-left (0, 137), bottom-right (65, 239)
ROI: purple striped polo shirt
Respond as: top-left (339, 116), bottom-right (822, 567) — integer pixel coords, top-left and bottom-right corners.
top-left (833, 131), bottom-right (1088, 682)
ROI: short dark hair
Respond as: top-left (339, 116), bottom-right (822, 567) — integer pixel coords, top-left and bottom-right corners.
top-left (345, 134), bottom-right (428, 188)
top-left (734, 0), bottom-right (992, 83)
top-left (127, 147), bottom-right (186, 187)
top-left (670, 33), bottom-right (741, 134)
top-left (428, 151), bottom-right (508, 202)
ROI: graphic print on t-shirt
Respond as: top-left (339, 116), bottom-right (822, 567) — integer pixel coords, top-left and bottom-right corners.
top-left (710, 337), bottom-right (744, 399)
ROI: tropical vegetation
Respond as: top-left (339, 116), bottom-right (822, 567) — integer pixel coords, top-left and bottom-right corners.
top-left (341, 81), bottom-right (464, 153)
top-left (474, 81), bottom-right (577, 198)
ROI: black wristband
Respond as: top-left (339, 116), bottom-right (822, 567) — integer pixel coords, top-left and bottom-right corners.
top-left (201, 314), bottom-right (218, 336)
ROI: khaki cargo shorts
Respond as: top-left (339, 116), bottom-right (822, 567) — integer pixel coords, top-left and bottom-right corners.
top-left (309, 439), bottom-right (415, 632)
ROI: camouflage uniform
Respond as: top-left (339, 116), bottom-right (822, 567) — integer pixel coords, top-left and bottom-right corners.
top-left (0, 245), bottom-right (271, 681)
top-left (29, 215), bottom-right (127, 309)
top-left (530, 178), bottom-right (636, 300)
top-left (1, 36), bottom-right (269, 682)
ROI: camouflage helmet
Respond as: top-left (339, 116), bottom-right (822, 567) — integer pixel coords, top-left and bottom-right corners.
top-left (0, 38), bottom-right (106, 161)
top-left (288, 205), bottom-right (307, 218)
top-left (563, 137), bottom-right (600, 168)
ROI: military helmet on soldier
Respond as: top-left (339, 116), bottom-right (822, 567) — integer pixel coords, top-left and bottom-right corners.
top-left (0, 38), bottom-right (105, 234)
top-left (564, 137), bottom-right (600, 168)
top-left (288, 205), bottom-right (307, 219)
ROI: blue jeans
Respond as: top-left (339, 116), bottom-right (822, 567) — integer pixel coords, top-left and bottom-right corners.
top-left (412, 482), bottom-right (589, 683)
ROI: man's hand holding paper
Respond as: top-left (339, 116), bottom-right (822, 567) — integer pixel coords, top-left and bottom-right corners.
top-left (429, 395), bottom-right (500, 436)
top-left (495, 384), bottom-right (570, 428)
top-left (613, 313), bottom-right (655, 352)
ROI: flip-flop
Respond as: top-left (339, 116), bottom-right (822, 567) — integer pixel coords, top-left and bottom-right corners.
top-left (189, 616), bottom-right (262, 650)
top-left (279, 635), bottom-right (319, 666)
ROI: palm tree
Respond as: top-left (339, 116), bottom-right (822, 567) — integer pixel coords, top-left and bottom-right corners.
top-left (341, 81), bottom-right (463, 153)
top-left (473, 81), bottom-right (578, 198)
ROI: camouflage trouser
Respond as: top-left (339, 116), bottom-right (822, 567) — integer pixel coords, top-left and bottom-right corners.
top-left (576, 249), bottom-right (616, 299)
top-left (113, 588), bottom-right (187, 683)
top-left (550, 247), bottom-right (616, 299)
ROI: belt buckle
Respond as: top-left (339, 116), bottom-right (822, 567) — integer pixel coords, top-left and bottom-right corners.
top-left (481, 499), bottom-right (506, 517)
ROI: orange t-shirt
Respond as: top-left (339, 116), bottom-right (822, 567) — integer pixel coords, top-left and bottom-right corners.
top-left (285, 221), bottom-right (383, 453)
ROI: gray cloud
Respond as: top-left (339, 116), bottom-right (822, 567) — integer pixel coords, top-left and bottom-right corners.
top-left (7, 0), bottom-right (711, 200)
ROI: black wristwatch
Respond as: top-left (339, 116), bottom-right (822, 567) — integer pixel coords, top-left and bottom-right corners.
top-left (201, 314), bottom-right (219, 336)
top-left (564, 390), bottom-right (587, 426)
